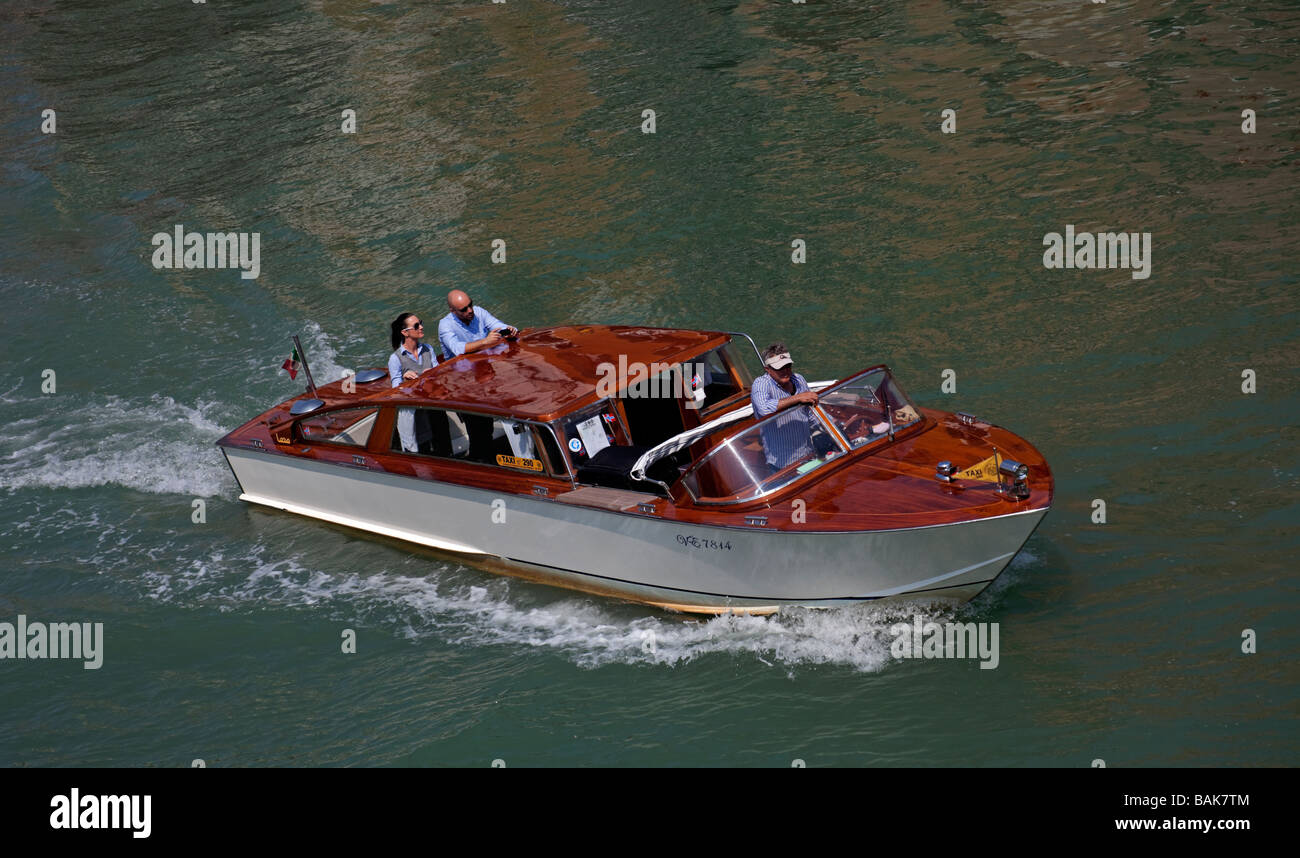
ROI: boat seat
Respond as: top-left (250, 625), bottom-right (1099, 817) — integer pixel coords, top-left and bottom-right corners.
top-left (575, 444), bottom-right (677, 493)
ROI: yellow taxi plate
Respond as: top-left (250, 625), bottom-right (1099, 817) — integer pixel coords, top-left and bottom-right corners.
top-left (496, 454), bottom-right (543, 471)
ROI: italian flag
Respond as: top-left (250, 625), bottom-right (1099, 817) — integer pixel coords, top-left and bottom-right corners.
top-left (281, 348), bottom-right (301, 380)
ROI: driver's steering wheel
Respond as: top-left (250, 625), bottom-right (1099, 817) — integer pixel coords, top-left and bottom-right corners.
top-left (843, 413), bottom-right (877, 439)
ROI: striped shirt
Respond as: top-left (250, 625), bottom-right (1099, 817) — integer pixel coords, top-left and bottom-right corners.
top-left (751, 373), bottom-right (817, 470)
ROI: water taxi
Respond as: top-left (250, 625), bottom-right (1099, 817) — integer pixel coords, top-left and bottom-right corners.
top-left (217, 326), bottom-right (1052, 614)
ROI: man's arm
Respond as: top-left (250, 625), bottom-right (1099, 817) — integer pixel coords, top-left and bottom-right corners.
top-left (461, 332), bottom-right (503, 354)
top-left (459, 308), bottom-right (511, 354)
top-left (751, 377), bottom-right (780, 417)
top-left (755, 377), bottom-right (817, 416)
top-left (462, 309), bottom-right (512, 353)
top-left (438, 318), bottom-right (466, 358)
top-left (478, 307), bottom-right (512, 335)
top-left (780, 390), bottom-right (818, 409)
top-left (786, 374), bottom-right (818, 409)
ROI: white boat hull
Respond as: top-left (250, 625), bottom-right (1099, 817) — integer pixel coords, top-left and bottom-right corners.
top-left (223, 448), bottom-right (1047, 613)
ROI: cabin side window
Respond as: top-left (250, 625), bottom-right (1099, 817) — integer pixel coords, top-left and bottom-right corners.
top-left (295, 407), bottom-right (381, 447)
top-left (531, 423), bottom-right (568, 476)
top-left (691, 343), bottom-right (753, 414)
top-left (618, 364), bottom-right (687, 447)
top-left (556, 402), bottom-right (624, 469)
top-left (616, 342), bottom-right (754, 443)
top-left (390, 407), bottom-right (566, 477)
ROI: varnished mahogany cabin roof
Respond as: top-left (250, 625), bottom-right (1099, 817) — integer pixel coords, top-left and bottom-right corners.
top-left (365, 325), bottom-right (729, 421)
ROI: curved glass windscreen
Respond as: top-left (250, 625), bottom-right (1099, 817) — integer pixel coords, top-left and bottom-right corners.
top-left (816, 368), bottom-right (922, 449)
top-left (680, 405), bottom-right (847, 504)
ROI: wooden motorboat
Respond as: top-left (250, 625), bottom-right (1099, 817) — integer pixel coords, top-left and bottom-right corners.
top-left (217, 326), bottom-right (1052, 614)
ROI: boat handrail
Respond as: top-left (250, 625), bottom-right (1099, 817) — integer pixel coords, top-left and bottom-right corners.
top-left (724, 330), bottom-right (765, 372)
top-left (628, 379), bottom-right (837, 482)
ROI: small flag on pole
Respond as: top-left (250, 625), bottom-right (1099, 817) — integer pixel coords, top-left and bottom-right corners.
top-left (958, 453), bottom-right (1001, 482)
top-left (281, 348), bottom-right (301, 380)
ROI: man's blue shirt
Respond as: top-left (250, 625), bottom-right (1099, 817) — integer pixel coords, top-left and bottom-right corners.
top-left (751, 372), bottom-right (817, 470)
top-left (438, 307), bottom-right (510, 357)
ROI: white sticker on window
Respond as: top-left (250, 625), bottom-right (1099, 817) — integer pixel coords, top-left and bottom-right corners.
top-left (575, 415), bottom-right (610, 457)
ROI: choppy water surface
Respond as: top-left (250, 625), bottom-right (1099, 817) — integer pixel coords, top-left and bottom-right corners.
top-left (1, 0), bottom-right (1296, 766)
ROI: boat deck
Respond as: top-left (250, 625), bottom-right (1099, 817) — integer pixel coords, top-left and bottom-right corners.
top-left (555, 486), bottom-right (661, 512)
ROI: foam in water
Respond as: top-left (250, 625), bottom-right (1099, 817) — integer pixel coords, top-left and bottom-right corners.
top-left (0, 378), bottom-right (23, 404)
top-left (138, 541), bottom-right (968, 674)
top-left (0, 392), bottom-right (233, 497)
top-left (297, 320), bottom-right (351, 389)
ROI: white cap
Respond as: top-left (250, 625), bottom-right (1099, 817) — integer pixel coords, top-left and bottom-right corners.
top-left (764, 351), bottom-right (793, 369)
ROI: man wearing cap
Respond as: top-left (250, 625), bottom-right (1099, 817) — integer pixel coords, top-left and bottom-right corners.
top-left (438, 289), bottom-right (517, 358)
top-left (751, 343), bottom-right (821, 472)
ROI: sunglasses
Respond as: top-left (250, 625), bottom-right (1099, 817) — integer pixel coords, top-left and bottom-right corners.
top-left (453, 301), bottom-right (474, 313)
top-left (404, 322), bottom-right (423, 330)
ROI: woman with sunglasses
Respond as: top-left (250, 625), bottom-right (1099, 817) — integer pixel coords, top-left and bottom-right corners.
top-left (388, 312), bottom-right (440, 453)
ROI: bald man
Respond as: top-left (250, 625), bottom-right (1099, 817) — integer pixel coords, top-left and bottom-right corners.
top-left (437, 290), bottom-right (516, 357)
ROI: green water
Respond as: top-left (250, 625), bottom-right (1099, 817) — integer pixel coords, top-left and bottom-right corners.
top-left (1, 0), bottom-right (1296, 766)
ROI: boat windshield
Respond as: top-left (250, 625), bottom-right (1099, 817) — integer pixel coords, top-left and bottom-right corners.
top-left (680, 405), bottom-right (848, 504)
top-left (816, 367), bottom-right (922, 449)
